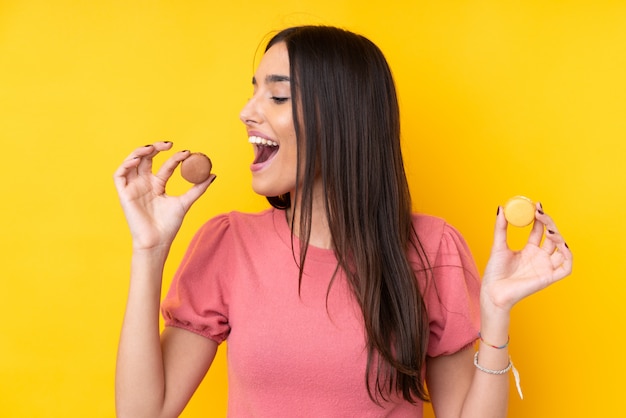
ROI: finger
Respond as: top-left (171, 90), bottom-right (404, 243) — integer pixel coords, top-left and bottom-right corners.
top-left (549, 249), bottom-right (573, 283)
top-left (114, 141), bottom-right (174, 189)
top-left (154, 149), bottom-right (191, 182)
top-left (179, 174), bottom-right (217, 210)
top-left (542, 237), bottom-right (557, 254)
top-left (554, 239), bottom-right (573, 278)
top-left (118, 146), bottom-right (152, 183)
top-left (113, 156), bottom-right (142, 190)
top-left (136, 141), bottom-right (174, 176)
top-left (550, 250), bottom-right (566, 270)
top-left (119, 144), bottom-right (155, 180)
top-left (535, 206), bottom-right (561, 236)
top-left (491, 206), bottom-right (509, 252)
top-left (537, 212), bottom-right (568, 259)
top-left (527, 215), bottom-right (544, 247)
top-left (542, 227), bottom-right (564, 256)
top-left (537, 209), bottom-right (573, 280)
top-left (541, 228), bottom-right (558, 254)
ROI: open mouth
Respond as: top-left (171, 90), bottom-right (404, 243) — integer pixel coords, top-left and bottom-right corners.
top-left (249, 136), bottom-right (279, 165)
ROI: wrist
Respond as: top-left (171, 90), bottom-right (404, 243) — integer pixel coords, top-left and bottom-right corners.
top-left (479, 304), bottom-right (511, 347)
top-left (131, 245), bottom-right (171, 267)
top-left (480, 279), bottom-right (515, 316)
top-left (479, 332), bottom-right (510, 349)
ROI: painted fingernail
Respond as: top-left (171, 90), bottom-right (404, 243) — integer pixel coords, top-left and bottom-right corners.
top-left (144, 144), bottom-right (151, 147)
top-left (565, 242), bottom-right (569, 249)
top-left (496, 206), bottom-right (501, 216)
top-left (538, 202), bottom-right (544, 215)
top-left (547, 229), bottom-right (555, 234)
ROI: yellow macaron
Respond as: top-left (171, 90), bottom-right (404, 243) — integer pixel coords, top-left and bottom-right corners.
top-left (503, 196), bottom-right (536, 227)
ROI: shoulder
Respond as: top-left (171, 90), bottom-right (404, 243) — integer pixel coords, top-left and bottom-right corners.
top-left (195, 207), bottom-right (276, 237)
top-left (411, 213), bottom-right (447, 240)
top-left (173, 208), bottom-right (279, 279)
top-left (411, 213), bottom-right (470, 257)
top-left (183, 208), bottom-right (277, 256)
top-left (409, 212), bottom-right (479, 287)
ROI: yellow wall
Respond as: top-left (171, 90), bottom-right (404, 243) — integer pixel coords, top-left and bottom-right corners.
top-left (1, 1), bottom-right (623, 416)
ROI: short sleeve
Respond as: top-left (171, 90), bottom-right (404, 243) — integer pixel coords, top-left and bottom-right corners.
top-left (423, 223), bottom-right (481, 357)
top-left (161, 214), bottom-right (233, 344)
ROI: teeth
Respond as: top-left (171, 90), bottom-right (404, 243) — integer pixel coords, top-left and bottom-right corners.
top-left (248, 136), bottom-right (278, 147)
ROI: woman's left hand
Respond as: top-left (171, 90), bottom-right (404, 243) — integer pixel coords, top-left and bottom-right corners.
top-left (481, 202), bottom-right (573, 314)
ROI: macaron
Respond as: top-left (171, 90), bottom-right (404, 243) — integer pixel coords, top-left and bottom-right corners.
top-left (180, 152), bottom-right (212, 184)
top-left (503, 196), bottom-right (536, 227)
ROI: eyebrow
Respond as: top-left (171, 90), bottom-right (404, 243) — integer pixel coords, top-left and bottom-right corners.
top-left (252, 74), bottom-right (291, 85)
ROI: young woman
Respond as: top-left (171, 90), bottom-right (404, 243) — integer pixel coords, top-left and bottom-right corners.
top-left (114, 26), bottom-right (572, 418)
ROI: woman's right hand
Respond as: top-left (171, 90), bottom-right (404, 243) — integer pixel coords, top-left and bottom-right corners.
top-left (113, 141), bottom-right (216, 251)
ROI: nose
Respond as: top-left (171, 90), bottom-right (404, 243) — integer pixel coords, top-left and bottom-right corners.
top-left (239, 97), bottom-right (260, 126)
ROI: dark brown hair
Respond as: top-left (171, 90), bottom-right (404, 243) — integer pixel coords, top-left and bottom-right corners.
top-left (265, 26), bottom-right (431, 404)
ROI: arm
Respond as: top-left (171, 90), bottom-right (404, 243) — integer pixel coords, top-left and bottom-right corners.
top-left (426, 340), bottom-right (510, 418)
top-left (113, 142), bottom-right (218, 418)
top-left (427, 204), bottom-right (572, 417)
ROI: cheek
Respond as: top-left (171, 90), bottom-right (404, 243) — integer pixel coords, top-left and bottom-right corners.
top-left (268, 103), bottom-right (294, 133)
top-left (276, 114), bottom-right (296, 138)
top-left (276, 117), bottom-right (298, 162)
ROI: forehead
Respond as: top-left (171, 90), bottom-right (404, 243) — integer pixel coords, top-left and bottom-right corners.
top-left (254, 42), bottom-right (290, 81)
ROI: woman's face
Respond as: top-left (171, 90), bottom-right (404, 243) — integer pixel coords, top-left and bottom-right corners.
top-left (240, 41), bottom-right (298, 198)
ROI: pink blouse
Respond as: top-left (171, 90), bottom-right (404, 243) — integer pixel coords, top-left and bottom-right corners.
top-left (162, 208), bottom-right (480, 417)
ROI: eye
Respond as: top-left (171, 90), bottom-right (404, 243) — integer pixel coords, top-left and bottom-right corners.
top-left (271, 96), bottom-right (290, 104)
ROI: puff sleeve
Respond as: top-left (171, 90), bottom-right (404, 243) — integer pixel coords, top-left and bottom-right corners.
top-left (161, 214), bottom-right (234, 344)
top-left (422, 223), bottom-right (481, 357)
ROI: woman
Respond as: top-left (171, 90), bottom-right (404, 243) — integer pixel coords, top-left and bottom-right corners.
top-left (114, 26), bottom-right (572, 417)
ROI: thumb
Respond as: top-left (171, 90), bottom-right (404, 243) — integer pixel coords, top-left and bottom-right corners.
top-left (180, 174), bottom-right (217, 210)
top-left (491, 206), bottom-right (509, 253)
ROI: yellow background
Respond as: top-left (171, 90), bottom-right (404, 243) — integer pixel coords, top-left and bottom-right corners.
top-left (1, 1), bottom-right (624, 417)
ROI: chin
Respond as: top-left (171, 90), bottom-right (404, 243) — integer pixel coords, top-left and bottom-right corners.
top-left (250, 179), bottom-right (292, 199)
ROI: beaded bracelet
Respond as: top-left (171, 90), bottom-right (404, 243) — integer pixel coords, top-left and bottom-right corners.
top-left (473, 351), bottom-right (524, 399)
top-left (478, 332), bottom-right (510, 349)
top-left (473, 351), bottom-right (511, 374)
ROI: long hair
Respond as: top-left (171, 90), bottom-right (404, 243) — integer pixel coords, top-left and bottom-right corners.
top-left (265, 26), bottom-right (431, 404)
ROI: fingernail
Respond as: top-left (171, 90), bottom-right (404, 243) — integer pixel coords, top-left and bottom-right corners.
top-left (538, 208), bottom-right (544, 215)
top-left (182, 149), bottom-right (190, 153)
top-left (144, 144), bottom-right (151, 147)
top-left (547, 229), bottom-right (555, 234)
top-left (163, 140), bottom-right (171, 144)
top-left (496, 206), bottom-right (501, 216)
top-left (564, 242), bottom-right (569, 249)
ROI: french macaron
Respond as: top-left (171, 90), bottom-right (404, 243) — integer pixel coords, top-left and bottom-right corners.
top-left (503, 195), bottom-right (536, 227)
top-left (181, 152), bottom-right (212, 184)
